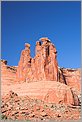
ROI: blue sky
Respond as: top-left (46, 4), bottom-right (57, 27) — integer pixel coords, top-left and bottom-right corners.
top-left (1, 1), bottom-right (81, 68)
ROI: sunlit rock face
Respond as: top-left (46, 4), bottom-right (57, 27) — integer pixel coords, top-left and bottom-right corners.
top-left (16, 37), bottom-right (58, 82)
top-left (16, 43), bottom-right (32, 82)
top-left (58, 68), bottom-right (81, 92)
top-left (15, 37), bottom-right (81, 93)
top-left (1, 60), bottom-right (17, 85)
top-left (1, 37), bottom-right (81, 96)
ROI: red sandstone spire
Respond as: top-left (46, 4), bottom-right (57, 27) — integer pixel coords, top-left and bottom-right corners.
top-left (16, 37), bottom-right (58, 82)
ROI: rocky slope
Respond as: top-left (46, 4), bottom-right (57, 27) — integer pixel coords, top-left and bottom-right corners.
top-left (1, 91), bottom-right (81, 121)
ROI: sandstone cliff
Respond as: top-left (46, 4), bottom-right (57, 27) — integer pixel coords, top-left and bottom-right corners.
top-left (1, 60), bottom-right (17, 85)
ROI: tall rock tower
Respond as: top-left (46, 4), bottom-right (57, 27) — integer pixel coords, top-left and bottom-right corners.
top-left (16, 37), bottom-right (58, 82)
top-left (16, 43), bottom-right (32, 82)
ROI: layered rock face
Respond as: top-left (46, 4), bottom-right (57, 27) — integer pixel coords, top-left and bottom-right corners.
top-left (58, 68), bottom-right (81, 92)
top-left (1, 60), bottom-right (17, 85)
top-left (1, 81), bottom-right (77, 105)
top-left (17, 38), bottom-right (58, 82)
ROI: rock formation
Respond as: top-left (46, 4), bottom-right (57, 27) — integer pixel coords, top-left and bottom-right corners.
top-left (1, 37), bottom-right (81, 120)
top-left (1, 60), bottom-right (17, 85)
top-left (16, 43), bottom-right (31, 82)
top-left (1, 37), bottom-right (81, 104)
top-left (17, 37), bottom-right (58, 82)
top-left (16, 37), bottom-right (81, 92)
top-left (2, 80), bottom-right (79, 105)
top-left (58, 68), bottom-right (81, 92)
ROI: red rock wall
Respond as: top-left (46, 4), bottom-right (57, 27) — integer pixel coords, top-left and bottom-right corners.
top-left (1, 60), bottom-right (17, 85)
top-left (58, 68), bottom-right (81, 92)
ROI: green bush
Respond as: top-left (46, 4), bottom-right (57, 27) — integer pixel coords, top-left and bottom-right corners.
top-left (1, 114), bottom-right (7, 120)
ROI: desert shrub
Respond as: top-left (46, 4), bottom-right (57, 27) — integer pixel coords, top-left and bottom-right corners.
top-left (1, 114), bottom-right (7, 120)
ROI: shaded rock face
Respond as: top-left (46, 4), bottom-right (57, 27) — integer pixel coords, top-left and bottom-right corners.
top-left (17, 37), bottom-right (58, 82)
top-left (1, 60), bottom-right (17, 85)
